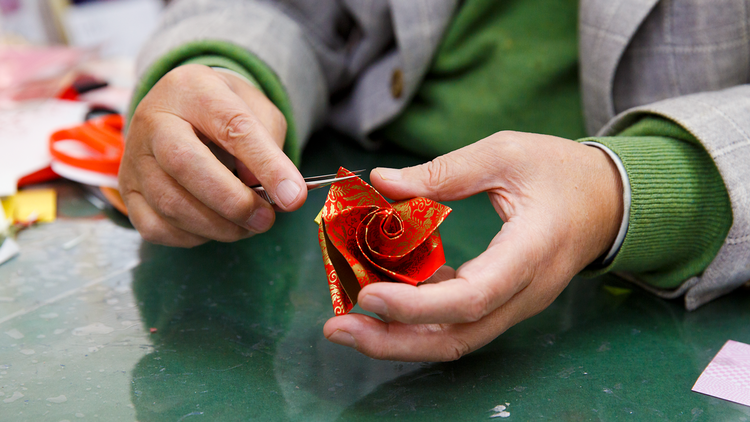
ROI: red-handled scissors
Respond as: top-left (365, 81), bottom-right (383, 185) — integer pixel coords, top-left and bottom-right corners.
top-left (49, 113), bottom-right (124, 181)
top-left (49, 113), bottom-right (127, 215)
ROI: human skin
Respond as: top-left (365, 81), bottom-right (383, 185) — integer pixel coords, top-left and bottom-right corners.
top-left (121, 67), bottom-right (623, 361)
top-left (323, 132), bottom-right (624, 362)
top-left (119, 64), bottom-right (306, 247)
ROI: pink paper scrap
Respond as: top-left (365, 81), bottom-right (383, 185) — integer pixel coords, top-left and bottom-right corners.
top-left (693, 340), bottom-right (750, 406)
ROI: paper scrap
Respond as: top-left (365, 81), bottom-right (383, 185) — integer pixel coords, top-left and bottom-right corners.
top-left (0, 238), bottom-right (20, 266)
top-left (489, 404), bottom-right (510, 418)
top-left (693, 340), bottom-right (750, 406)
top-left (2, 189), bottom-right (57, 223)
top-left (0, 99), bottom-right (88, 197)
top-left (0, 202), bottom-right (18, 266)
top-left (0, 196), bottom-right (9, 235)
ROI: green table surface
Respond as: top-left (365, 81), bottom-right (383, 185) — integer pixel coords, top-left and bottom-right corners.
top-left (2, 132), bottom-right (750, 421)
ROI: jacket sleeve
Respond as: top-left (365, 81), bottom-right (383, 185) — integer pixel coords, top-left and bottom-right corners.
top-left (598, 86), bottom-right (750, 310)
top-left (132, 0), bottom-right (329, 159)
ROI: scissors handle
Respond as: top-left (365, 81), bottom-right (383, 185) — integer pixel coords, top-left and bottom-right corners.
top-left (49, 114), bottom-right (124, 176)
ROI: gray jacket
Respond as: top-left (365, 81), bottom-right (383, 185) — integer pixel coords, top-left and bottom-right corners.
top-left (137, 0), bottom-right (750, 310)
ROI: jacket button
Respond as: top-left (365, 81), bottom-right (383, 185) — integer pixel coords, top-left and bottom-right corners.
top-left (390, 68), bottom-right (404, 99)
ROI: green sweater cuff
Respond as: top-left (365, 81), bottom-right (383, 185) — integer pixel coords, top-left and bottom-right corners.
top-left (128, 40), bottom-right (301, 165)
top-left (578, 116), bottom-right (732, 289)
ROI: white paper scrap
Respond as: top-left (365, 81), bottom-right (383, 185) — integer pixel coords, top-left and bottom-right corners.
top-left (0, 237), bottom-right (20, 266)
top-left (693, 340), bottom-right (750, 407)
top-left (0, 100), bottom-right (88, 196)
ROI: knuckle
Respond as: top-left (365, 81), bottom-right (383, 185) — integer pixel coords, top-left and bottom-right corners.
top-left (158, 68), bottom-right (190, 95)
top-left (132, 216), bottom-right (167, 245)
top-left (463, 286), bottom-right (490, 322)
top-left (127, 105), bottom-right (159, 139)
top-left (153, 191), bottom-right (186, 221)
top-left (216, 189), bottom-right (253, 222)
top-left (393, 291), bottom-right (428, 323)
top-left (138, 228), bottom-right (164, 246)
top-left (364, 324), bottom-right (398, 361)
top-left (164, 64), bottom-right (201, 87)
top-left (117, 165), bottom-right (133, 193)
top-left (442, 334), bottom-right (472, 361)
top-left (118, 182), bottom-right (141, 216)
top-left (492, 131), bottom-right (528, 158)
top-left (423, 159), bottom-right (451, 199)
top-left (128, 105), bottom-right (146, 127)
top-left (367, 346), bottom-right (391, 361)
top-left (221, 113), bottom-right (260, 145)
top-left (397, 307), bottom-right (423, 324)
top-left (158, 65), bottom-right (213, 104)
top-left (129, 99), bottom-right (168, 139)
top-left (160, 142), bottom-right (197, 175)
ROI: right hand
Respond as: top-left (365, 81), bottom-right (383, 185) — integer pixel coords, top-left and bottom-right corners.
top-left (119, 65), bottom-right (306, 247)
top-left (323, 131), bottom-right (624, 361)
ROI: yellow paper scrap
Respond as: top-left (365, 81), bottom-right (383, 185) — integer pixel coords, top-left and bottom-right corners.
top-left (1, 197), bottom-right (12, 226)
top-left (0, 199), bottom-right (9, 237)
top-left (603, 285), bottom-right (632, 296)
top-left (1, 189), bottom-right (57, 223)
top-left (313, 206), bottom-right (325, 226)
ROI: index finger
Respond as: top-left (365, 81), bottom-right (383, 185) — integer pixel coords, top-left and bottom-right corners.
top-left (142, 110), bottom-right (275, 234)
top-left (167, 65), bottom-right (306, 211)
top-left (324, 279), bottom-right (541, 362)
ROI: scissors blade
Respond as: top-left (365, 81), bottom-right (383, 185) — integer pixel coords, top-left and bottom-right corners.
top-left (300, 169), bottom-right (365, 182)
top-left (251, 169), bottom-right (365, 205)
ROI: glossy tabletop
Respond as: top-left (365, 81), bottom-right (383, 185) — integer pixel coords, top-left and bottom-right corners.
top-left (2, 132), bottom-right (750, 421)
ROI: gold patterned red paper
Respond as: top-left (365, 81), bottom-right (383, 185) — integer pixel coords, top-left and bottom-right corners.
top-left (317, 167), bottom-right (451, 315)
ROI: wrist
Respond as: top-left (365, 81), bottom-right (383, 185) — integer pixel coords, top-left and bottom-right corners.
top-left (581, 142), bottom-right (629, 265)
top-left (579, 142), bottom-right (625, 265)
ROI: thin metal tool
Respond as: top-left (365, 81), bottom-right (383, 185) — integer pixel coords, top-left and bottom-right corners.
top-left (251, 169), bottom-right (365, 205)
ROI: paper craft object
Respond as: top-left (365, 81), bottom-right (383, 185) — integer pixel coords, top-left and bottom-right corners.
top-left (316, 167), bottom-right (451, 315)
top-left (693, 340), bottom-right (750, 406)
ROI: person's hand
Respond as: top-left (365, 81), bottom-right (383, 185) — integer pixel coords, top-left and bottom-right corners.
top-left (120, 65), bottom-right (306, 247)
top-left (323, 131), bottom-right (624, 361)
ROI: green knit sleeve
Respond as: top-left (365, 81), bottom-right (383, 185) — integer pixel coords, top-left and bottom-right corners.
top-left (127, 40), bottom-right (301, 165)
top-left (579, 116), bottom-right (732, 289)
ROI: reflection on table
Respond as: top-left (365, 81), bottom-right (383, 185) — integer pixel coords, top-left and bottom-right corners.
top-left (2, 132), bottom-right (750, 421)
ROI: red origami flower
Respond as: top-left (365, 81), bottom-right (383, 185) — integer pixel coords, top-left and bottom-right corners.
top-left (316, 167), bottom-right (452, 315)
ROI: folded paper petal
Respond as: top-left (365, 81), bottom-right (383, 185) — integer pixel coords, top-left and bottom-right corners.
top-left (317, 167), bottom-right (451, 315)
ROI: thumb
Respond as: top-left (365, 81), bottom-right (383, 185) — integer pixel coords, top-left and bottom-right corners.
top-left (370, 141), bottom-right (500, 201)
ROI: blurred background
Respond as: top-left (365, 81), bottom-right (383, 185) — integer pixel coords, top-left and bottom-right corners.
top-left (0, 0), bottom-right (168, 112)
top-left (0, 0), bottom-right (165, 56)
top-left (0, 0), bottom-right (169, 262)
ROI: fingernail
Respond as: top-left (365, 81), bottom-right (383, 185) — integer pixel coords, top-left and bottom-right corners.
top-left (246, 207), bottom-right (273, 233)
top-left (328, 330), bottom-right (357, 349)
top-left (276, 179), bottom-right (302, 208)
top-left (360, 294), bottom-right (388, 316)
top-left (375, 168), bottom-right (401, 182)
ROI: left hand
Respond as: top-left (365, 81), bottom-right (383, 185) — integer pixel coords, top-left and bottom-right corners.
top-left (323, 131), bottom-right (624, 361)
top-left (119, 65), bottom-right (305, 247)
